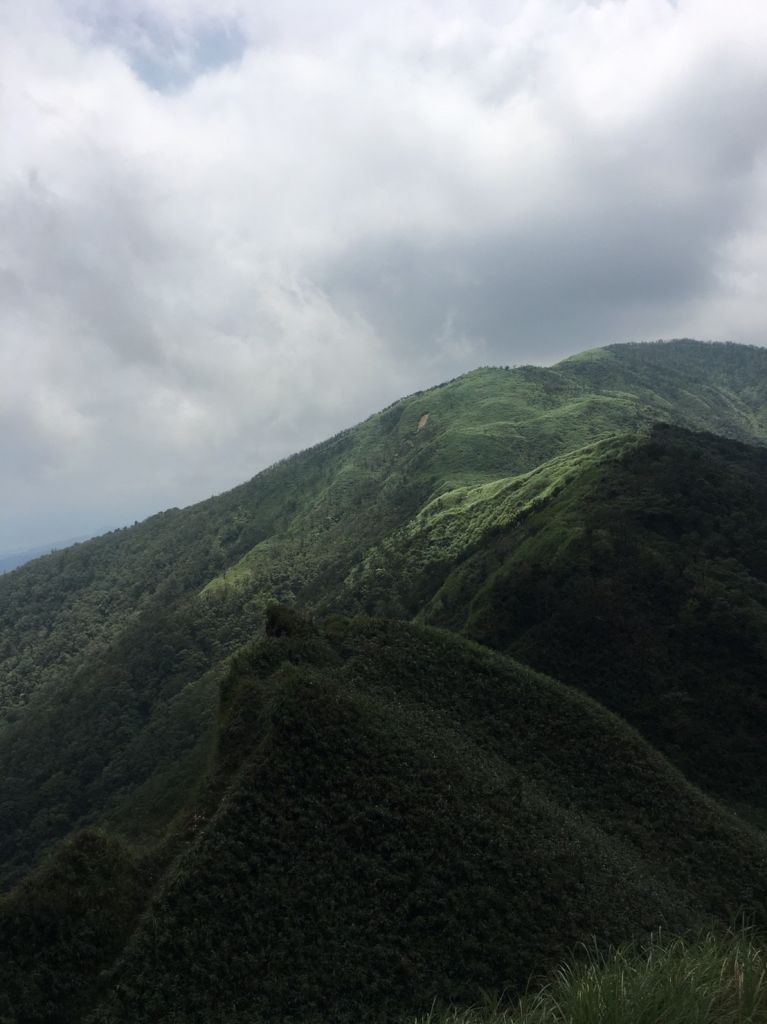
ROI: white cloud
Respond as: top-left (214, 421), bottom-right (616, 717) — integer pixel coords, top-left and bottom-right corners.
top-left (1, 0), bottom-right (766, 549)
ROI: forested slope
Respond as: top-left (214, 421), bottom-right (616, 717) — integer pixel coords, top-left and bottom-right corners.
top-left (4, 339), bottom-right (767, 1022)
top-left (6, 615), bottom-right (767, 1024)
top-left (415, 425), bottom-right (767, 823)
top-left (1, 340), bottom-right (766, 887)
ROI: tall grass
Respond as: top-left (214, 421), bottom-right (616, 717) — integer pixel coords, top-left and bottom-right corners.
top-left (416, 930), bottom-right (767, 1024)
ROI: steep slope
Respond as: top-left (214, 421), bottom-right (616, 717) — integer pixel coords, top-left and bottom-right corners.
top-left (407, 425), bottom-right (767, 823)
top-left (4, 340), bottom-right (766, 715)
top-left (329, 432), bottom-right (628, 618)
top-left (563, 340), bottom-right (767, 443)
top-left (6, 614), bottom-right (757, 1024)
top-left (1, 339), bottom-right (767, 887)
top-left (0, 830), bottom-right (146, 1024)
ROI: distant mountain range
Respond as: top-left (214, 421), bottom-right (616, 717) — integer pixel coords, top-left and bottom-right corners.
top-left (0, 536), bottom-right (91, 575)
top-left (2, 338), bottom-right (767, 1023)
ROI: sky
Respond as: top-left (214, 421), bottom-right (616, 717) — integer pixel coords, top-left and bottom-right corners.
top-left (2, 0), bottom-right (767, 552)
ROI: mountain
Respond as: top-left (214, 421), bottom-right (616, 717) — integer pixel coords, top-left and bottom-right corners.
top-left (0, 535), bottom-right (94, 575)
top-left (2, 339), bottom-right (767, 888)
top-left (0, 546), bottom-right (55, 575)
top-left (2, 338), bottom-right (767, 1020)
top-left (4, 614), bottom-right (767, 1024)
top-left (417, 425), bottom-right (767, 824)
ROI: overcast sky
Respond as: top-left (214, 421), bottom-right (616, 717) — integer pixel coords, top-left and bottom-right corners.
top-left (2, 0), bottom-right (767, 552)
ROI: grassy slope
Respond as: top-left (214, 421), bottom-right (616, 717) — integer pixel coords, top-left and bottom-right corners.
top-left (1, 340), bottom-right (767, 886)
top-left (4, 340), bottom-right (766, 714)
top-left (409, 425), bottom-right (767, 822)
top-left (328, 434), bottom-right (628, 618)
top-left (79, 616), bottom-right (767, 1024)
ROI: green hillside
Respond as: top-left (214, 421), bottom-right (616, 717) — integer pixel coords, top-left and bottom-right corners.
top-left (0, 830), bottom-right (147, 1024)
top-left (6, 614), bottom-right (766, 1024)
top-left (3, 339), bottom-right (767, 1021)
top-left (1, 339), bottom-right (767, 888)
top-left (412, 425), bottom-right (767, 823)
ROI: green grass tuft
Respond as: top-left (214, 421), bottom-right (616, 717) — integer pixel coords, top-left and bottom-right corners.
top-left (418, 929), bottom-right (767, 1024)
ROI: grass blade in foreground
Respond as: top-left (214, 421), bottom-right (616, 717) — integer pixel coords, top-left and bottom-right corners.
top-left (417, 930), bottom-right (767, 1024)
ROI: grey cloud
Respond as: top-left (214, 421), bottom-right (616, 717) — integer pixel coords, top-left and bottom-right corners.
top-left (1, 0), bottom-right (767, 551)
top-left (2, 172), bottom-right (168, 367)
top-left (317, 146), bottom-right (762, 366)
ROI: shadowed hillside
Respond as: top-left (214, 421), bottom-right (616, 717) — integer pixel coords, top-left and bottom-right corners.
top-left (410, 425), bottom-right (767, 823)
top-left (3, 340), bottom-right (767, 1021)
top-left (0, 830), bottom-right (147, 1024)
top-left (11, 610), bottom-right (765, 1019)
top-left (6, 615), bottom-right (755, 1024)
top-left (1, 340), bottom-right (767, 886)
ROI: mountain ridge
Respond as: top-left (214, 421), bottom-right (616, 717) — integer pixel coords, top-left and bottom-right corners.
top-left (3, 338), bottom-right (767, 1022)
top-left (2, 339), bottom-right (767, 889)
top-left (35, 616), bottom-right (767, 1024)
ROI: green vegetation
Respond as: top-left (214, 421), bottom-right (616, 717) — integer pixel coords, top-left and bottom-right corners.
top-left (0, 830), bottom-right (147, 1024)
top-left (418, 425), bottom-right (767, 822)
top-left (5, 614), bottom-right (767, 1022)
top-left (2, 340), bottom-right (767, 887)
top-left (418, 930), bottom-right (767, 1024)
top-left (3, 340), bottom-right (767, 1020)
top-left (90, 618), bottom-right (767, 1022)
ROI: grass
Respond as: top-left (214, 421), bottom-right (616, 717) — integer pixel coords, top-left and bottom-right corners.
top-left (417, 929), bottom-right (767, 1024)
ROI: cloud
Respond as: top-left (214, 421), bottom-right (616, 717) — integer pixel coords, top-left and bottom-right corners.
top-left (1, 0), bottom-right (766, 549)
